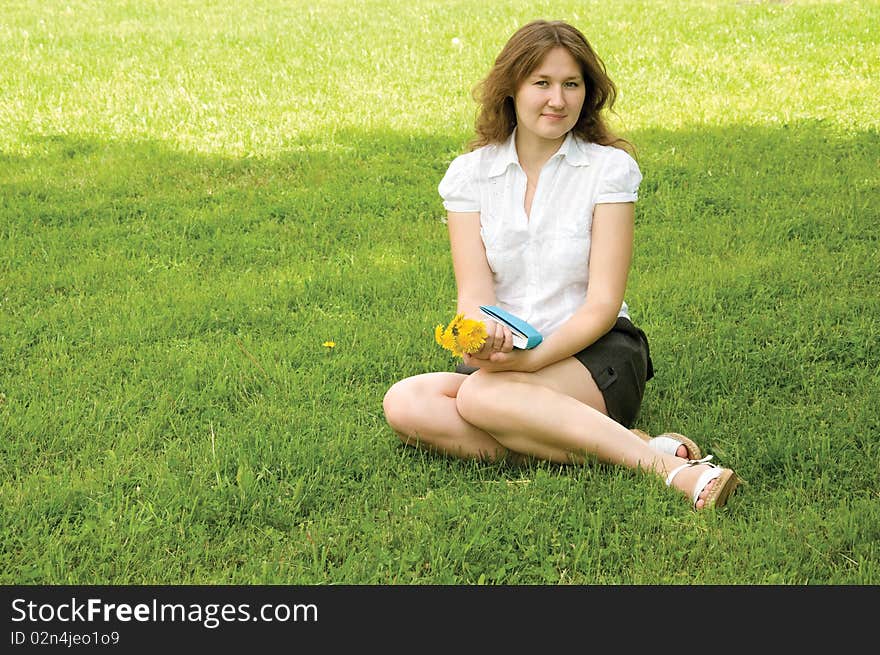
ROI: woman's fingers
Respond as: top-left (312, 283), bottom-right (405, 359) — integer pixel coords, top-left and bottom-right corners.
top-left (491, 321), bottom-right (506, 351)
top-left (500, 326), bottom-right (514, 352)
top-left (479, 321), bottom-right (512, 354)
top-left (476, 319), bottom-right (499, 356)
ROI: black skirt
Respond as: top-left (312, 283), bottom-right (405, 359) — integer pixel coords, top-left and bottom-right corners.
top-left (571, 316), bottom-right (653, 428)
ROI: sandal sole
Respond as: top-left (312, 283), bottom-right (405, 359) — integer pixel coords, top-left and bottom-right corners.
top-left (703, 468), bottom-right (740, 509)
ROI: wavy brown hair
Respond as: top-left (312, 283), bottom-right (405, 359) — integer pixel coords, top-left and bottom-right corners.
top-left (469, 20), bottom-right (632, 154)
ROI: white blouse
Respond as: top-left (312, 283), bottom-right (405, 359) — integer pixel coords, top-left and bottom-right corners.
top-left (438, 130), bottom-right (643, 337)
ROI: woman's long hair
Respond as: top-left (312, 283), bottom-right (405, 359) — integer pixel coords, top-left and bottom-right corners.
top-left (469, 20), bottom-right (631, 153)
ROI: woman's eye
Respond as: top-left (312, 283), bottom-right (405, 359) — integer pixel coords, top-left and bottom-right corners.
top-left (534, 80), bottom-right (549, 87)
top-left (564, 81), bottom-right (580, 88)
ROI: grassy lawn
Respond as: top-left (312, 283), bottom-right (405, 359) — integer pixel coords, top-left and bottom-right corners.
top-left (1, 0), bottom-right (878, 584)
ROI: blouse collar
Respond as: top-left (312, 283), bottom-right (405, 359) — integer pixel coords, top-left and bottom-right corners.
top-left (488, 129), bottom-right (591, 178)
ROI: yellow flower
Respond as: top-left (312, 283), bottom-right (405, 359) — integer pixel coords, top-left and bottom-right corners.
top-left (456, 318), bottom-right (488, 354)
top-left (439, 324), bottom-right (458, 354)
top-left (323, 341), bottom-right (336, 349)
top-left (434, 313), bottom-right (486, 357)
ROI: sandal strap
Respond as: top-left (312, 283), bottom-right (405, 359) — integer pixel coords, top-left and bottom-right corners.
top-left (664, 455), bottom-right (713, 487)
top-left (649, 435), bottom-right (688, 457)
top-left (689, 466), bottom-right (724, 509)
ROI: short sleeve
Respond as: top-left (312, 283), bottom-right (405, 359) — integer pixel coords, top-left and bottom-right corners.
top-left (438, 153), bottom-right (480, 213)
top-left (595, 148), bottom-right (642, 204)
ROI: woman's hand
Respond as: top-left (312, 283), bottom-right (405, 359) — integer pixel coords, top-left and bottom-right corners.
top-left (469, 319), bottom-right (513, 360)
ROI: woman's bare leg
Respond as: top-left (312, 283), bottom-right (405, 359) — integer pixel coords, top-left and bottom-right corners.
top-left (383, 361), bottom-right (725, 507)
top-left (454, 359), bottom-right (725, 508)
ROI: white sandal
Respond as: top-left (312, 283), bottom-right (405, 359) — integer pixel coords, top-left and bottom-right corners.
top-left (664, 456), bottom-right (740, 510)
top-left (631, 429), bottom-right (703, 460)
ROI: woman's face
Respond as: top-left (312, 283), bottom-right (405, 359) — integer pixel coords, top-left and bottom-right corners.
top-left (513, 47), bottom-right (586, 145)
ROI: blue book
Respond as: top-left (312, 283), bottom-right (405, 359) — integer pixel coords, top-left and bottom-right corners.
top-left (479, 305), bottom-right (543, 349)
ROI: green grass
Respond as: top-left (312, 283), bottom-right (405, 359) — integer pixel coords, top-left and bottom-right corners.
top-left (1, 0), bottom-right (878, 584)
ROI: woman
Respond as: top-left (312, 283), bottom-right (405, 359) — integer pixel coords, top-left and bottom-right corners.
top-left (383, 19), bottom-right (739, 510)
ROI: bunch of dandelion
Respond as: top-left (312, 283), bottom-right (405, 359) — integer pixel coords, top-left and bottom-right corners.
top-left (435, 313), bottom-right (487, 358)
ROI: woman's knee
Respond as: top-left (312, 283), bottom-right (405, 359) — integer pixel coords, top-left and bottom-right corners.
top-left (383, 374), bottom-right (454, 434)
top-left (455, 370), bottom-right (523, 425)
top-left (382, 380), bottom-right (415, 433)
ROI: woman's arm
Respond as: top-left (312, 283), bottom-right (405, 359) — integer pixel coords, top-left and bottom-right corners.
top-left (536, 200), bottom-right (633, 362)
top-left (446, 211), bottom-right (513, 354)
top-left (446, 211), bottom-right (495, 317)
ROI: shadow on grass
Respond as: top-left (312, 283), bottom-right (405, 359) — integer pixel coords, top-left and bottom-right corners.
top-left (3, 121), bottom-right (878, 432)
